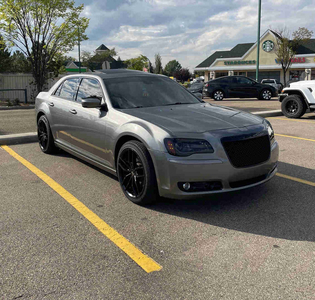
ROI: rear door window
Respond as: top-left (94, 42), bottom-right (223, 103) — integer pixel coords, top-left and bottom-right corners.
top-left (238, 77), bottom-right (253, 85)
top-left (76, 78), bottom-right (103, 103)
top-left (59, 78), bottom-right (80, 101)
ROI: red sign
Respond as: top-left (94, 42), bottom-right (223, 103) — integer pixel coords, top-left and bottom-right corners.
top-left (291, 57), bottom-right (306, 63)
top-left (275, 57), bottom-right (306, 64)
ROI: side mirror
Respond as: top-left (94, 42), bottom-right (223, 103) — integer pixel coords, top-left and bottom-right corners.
top-left (81, 98), bottom-right (101, 108)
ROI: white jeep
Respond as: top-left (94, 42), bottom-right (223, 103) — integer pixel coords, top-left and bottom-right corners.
top-left (279, 80), bottom-right (315, 118)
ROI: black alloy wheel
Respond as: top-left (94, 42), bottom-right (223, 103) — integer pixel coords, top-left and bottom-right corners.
top-left (117, 141), bottom-right (158, 205)
top-left (281, 95), bottom-right (306, 118)
top-left (37, 115), bottom-right (56, 154)
top-left (260, 89), bottom-right (272, 100)
top-left (213, 90), bottom-right (224, 101)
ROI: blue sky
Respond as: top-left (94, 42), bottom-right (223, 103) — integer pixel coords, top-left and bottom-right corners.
top-left (70, 0), bottom-right (315, 71)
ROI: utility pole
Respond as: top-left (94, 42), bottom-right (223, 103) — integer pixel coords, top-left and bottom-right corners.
top-left (78, 25), bottom-right (81, 73)
top-left (256, 0), bottom-right (261, 81)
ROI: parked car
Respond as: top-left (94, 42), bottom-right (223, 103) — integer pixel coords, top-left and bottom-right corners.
top-left (261, 79), bottom-right (283, 93)
top-left (279, 80), bottom-right (315, 118)
top-left (35, 70), bottom-right (279, 204)
top-left (203, 76), bottom-right (278, 101)
top-left (192, 76), bottom-right (204, 84)
top-left (187, 82), bottom-right (204, 98)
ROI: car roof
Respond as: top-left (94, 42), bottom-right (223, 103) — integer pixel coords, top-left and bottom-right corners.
top-left (91, 69), bottom-right (159, 79)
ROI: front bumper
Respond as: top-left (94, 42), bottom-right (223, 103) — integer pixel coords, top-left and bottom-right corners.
top-left (150, 140), bottom-right (279, 199)
top-left (278, 93), bottom-right (288, 102)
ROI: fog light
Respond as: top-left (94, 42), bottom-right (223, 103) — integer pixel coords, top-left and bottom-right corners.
top-left (183, 182), bottom-right (191, 190)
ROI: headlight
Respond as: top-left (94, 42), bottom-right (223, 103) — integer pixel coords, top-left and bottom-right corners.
top-left (264, 120), bottom-right (274, 140)
top-left (164, 138), bottom-right (214, 156)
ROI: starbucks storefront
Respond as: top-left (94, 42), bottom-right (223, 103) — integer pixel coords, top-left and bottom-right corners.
top-left (195, 30), bottom-right (315, 85)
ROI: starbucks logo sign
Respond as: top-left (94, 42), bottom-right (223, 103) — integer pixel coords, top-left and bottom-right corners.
top-left (262, 40), bottom-right (274, 52)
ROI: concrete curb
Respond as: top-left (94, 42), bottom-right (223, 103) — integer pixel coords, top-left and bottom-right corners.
top-left (252, 110), bottom-right (283, 118)
top-left (0, 105), bottom-right (35, 110)
top-left (0, 132), bottom-right (37, 145)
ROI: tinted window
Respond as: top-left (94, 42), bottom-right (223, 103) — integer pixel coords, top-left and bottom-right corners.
top-left (76, 78), bottom-right (103, 103)
top-left (238, 77), bottom-right (253, 85)
top-left (59, 78), bottom-right (80, 101)
top-left (217, 77), bottom-right (231, 84)
top-left (104, 76), bottom-right (201, 109)
top-left (262, 80), bottom-right (274, 83)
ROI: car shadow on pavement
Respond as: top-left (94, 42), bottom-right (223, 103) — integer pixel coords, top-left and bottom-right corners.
top-left (148, 161), bottom-right (315, 242)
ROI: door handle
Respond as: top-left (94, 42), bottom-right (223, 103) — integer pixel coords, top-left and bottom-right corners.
top-left (69, 109), bottom-right (77, 114)
top-left (49, 102), bottom-right (54, 107)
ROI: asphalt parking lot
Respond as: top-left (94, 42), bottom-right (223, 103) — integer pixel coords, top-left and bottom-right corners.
top-left (1, 114), bottom-right (315, 299)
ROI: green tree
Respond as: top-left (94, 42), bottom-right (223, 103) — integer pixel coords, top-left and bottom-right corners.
top-left (81, 49), bottom-right (117, 71)
top-left (48, 53), bottom-right (75, 77)
top-left (154, 53), bottom-right (163, 74)
top-left (272, 27), bottom-right (313, 85)
top-left (164, 60), bottom-right (182, 77)
top-left (174, 68), bottom-right (191, 83)
top-left (0, 0), bottom-right (89, 93)
top-left (10, 50), bottom-right (32, 73)
top-left (0, 34), bottom-right (12, 72)
top-left (124, 55), bottom-right (149, 71)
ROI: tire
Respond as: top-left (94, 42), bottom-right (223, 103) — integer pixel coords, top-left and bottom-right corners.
top-left (281, 95), bottom-right (306, 118)
top-left (117, 140), bottom-right (158, 205)
top-left (260, 89), bottom-right (272, 100)
top-left (212, 90), bottom-right (224, 101)
top-left (37, 115), bottom-right (56, 154)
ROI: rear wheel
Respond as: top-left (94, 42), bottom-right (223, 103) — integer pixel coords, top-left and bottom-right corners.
top-left (37, 115), bottom-right (56, 154)
top-left (260, 89), bottom-right (272, 100)
top-left (117, 141), bottom-right (158, 205)
top-left (212, 90), bottom-right (224, 101)
top-left (281, 95), bottom-right (306, 118)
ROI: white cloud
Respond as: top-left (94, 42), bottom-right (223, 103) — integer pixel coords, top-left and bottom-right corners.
top-left (71, 0), bottom-right (315, 72)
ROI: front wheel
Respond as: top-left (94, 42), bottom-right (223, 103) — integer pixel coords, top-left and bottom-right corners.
top-left (213, 90), bottom-right (224, 101)
top-left (117, 140), bottom-right (158, 205)
top-left (281, 95), bottom-right (306, 118)
top-left (260, 89), bottom-right (272, 100)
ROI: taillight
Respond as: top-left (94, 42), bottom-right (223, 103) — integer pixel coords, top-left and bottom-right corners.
top-left (205, 83), bottom-right (209, 87)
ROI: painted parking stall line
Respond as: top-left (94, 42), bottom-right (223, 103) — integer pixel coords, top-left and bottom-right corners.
top-left (269, 117), bottom-right (315, 124)
top-left (1, 145), bottom-right (162, 273)
top-left (275, 134), bottom-right (315, 142)
top-left (276, 173), bottom-right (315, 187)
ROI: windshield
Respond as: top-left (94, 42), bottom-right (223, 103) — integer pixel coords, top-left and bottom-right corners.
top-left (103, 75), bottom-right (201, 109)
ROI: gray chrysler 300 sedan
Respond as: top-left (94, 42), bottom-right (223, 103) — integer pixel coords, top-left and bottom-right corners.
top-left (35, 69), bottom-right (279, 204)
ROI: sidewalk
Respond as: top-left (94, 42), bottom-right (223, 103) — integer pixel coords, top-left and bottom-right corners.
top-left (0, 99), bottom-right (282, 145)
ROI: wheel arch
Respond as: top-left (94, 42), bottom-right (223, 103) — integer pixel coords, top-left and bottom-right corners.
top-left (281, 90), bottom-right (309, 108)
top-left (114, 135), bottom-right (143, 168)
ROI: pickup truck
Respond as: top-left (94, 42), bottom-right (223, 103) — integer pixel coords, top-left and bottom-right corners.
top-left (279, 80), bottom-right (315, 118)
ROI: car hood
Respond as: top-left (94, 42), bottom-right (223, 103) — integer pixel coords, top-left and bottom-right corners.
top-left (122, 103), bottom-right (263, 134)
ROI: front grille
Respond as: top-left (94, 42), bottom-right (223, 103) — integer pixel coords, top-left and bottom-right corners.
top-left (222, 134), bottom-right (270, 168)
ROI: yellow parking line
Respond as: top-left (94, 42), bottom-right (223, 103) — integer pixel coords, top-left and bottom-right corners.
top-left (275, 134), bottom-right (315, 142)
top-left (1, 145), bottom-right (162, 273)
top-left (276, 173), bottom-right (315, 187)
top-left (269, 117), bottom-right (315, 124)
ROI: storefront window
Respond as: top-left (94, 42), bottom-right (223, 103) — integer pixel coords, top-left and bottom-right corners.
top-left (289, 70), bottom-right (305, 82)
top-left (311, 70), bottom-right (315, 80)
top-left (216, 72), bottom-right (228, 78)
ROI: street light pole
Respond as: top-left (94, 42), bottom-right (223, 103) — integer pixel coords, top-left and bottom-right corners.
top-left (78, 25), bottom-right (81, 74)
top-left (256, 0), bottom-right (262, 81)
